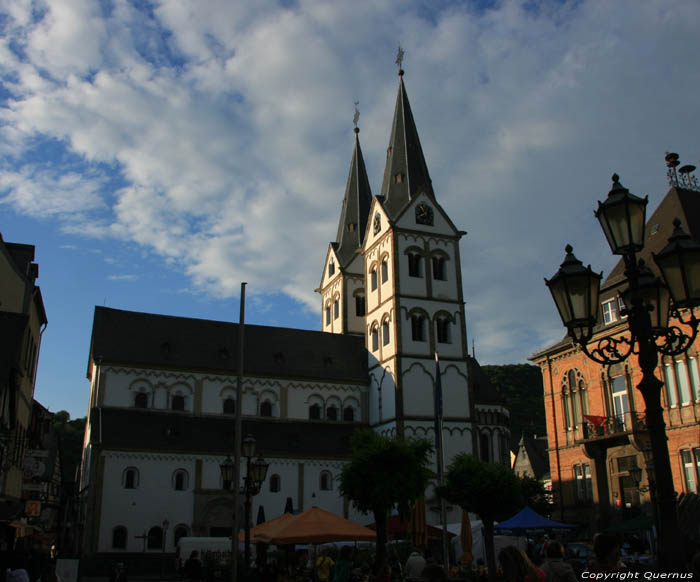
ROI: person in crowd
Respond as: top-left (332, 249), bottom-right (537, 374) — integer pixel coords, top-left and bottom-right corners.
top-left (498, 545), bottom-right (546, 582)
top-left (404, 547), bottom-right (426, 581)
top-left (332, 546), bottom-right (353, 582)
top-left (540, 541), bottom-right (576, 582)
top-left (589, 533), bottom-right (625, 572)
top-left (315, 547), bottom-right (335, 582)
top-left (183, 550), bottom-right (203, 581)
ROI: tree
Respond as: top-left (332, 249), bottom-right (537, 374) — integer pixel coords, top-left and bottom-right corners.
top-left (339, 429), bottom-right (432, 574)
top-left (518, 475), bottom-right (552, 518)
top-left (439, 454), bottom-right (523, 582)
top-left (51, 411), bottom-right (86, 482)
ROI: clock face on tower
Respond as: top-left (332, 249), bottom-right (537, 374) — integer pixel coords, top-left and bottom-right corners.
top-left (415, 203), bottom-right (434, 226)
top-left (373, 212), bottom-right (381, 234)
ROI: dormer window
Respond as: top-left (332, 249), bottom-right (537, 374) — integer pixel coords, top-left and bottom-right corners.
top-left (348, 223), bottom-right (356, 232)
top-left (394, 173), bottom-right (404, 184)
top-left (602, 298), bottom-right (619, 325)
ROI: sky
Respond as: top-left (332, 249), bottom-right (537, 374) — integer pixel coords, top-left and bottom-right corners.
top-left (1, 0), bottom-right (699, 420)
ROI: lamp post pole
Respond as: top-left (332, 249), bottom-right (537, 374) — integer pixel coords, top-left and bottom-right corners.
top-left (221, 436), bottom-right (269, 582)
top-left (161, 519), bottom-right (169, 580)
top-left (545, 174), bottom-right (700, 571)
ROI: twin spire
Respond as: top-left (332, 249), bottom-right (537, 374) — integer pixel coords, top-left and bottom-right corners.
top-left (334, 61), bottom-right (433, 267)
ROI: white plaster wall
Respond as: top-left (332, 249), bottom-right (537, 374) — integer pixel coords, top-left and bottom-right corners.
top-left (401, 361), bottom-right (435, 416)
top-left (99, 453), bottom-right (196, 552)
top-left (441, 365), bottom-right (470, 416)
top-left (345, 276), bottom-right (366, 335)
top-left (101, 369), bottom-right (195, 411)
top-left (397, 233), bottom-right (429, 297)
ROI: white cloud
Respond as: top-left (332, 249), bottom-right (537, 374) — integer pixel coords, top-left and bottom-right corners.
top-left (1, 0), bottom-right (700, 367)
top-left (107, 274), bottom-right (138, 281)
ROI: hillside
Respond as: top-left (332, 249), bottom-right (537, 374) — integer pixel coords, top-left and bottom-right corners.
top-left (481, 363), bottom-right (546, 449)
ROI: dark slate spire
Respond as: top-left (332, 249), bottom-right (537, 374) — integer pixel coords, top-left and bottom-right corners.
top-left (335, 127), bottom-right (372, 268)
top-left (380, 70), bottom-right (434, 219)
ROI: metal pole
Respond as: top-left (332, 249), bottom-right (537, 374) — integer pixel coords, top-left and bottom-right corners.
top-left (244, 455), bottom-right (252, 574)
top-left (232, 282), bottom-right (247, 582)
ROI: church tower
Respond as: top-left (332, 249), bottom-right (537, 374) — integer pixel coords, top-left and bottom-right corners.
top-left (362, 66), bottom-right (472, 469)
top-left (318, 124), bottom-right (372, 336)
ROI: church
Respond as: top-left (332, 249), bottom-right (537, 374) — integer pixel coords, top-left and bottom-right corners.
top-left (77, 65), bottom-right (510, 568)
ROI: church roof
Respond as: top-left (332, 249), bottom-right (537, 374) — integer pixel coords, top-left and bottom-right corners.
top-left (90, 407), bottom-right (357, 458)
top-left (380, 71), bottom-right (434, 220)
top-left (335, 130), bottom-right (372, 268)
top-left (89, 306), bottom-right (368, 384)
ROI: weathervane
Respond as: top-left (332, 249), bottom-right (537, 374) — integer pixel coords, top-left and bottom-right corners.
top-left (353, 101), bottom-right (360, 129)
top-left (395, 45), bottom-right (405, 71)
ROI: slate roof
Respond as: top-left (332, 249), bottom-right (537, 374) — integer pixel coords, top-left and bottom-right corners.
top-left (380, 72), bottom-right (435, 220)
top-left (516, 433), bottom-right (550, 480)
top-left (90, 407), bottom-right (358, 458)
top-left (89, 307), bottom-right (368, 384)
top-left (334, 131), bottom-right (372, 269)
top-left (467, 355), bottom-right (506, 405)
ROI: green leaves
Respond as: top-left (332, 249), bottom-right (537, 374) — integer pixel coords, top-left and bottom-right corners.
top-left (339, 429), bottom-right (433, 516)
top-left (440, 453), bottom-right (523, 523)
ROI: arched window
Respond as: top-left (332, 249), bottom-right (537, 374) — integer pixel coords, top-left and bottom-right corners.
top-left (436, 318), bottom-right (451, 344)
top-left (343, 407), bottom-right (354, 422)
top-left (371, 268), bottom-right (378, 291)
top-left (123, 467), bottom-right (139, 489)
top-left (147, 526), bottom-right (163, 550)
top-left (411, 315), bottom-right (426, 342)
top-left (309, 403), bottom-right (321, 420)
top-left (171, 394), bottom-right (185, 411)
top-left (173, 469), bottom-right (189, 491)
top-left (382, 321), bottom-right (390, 346)
top-left (432, 256), bottom-right (446, 281)
top-left (223, 397), bottom-right (235, 415)
top-left (260, 401), bottom-right (273, 417)
top-left (320, 470), bottom-right (332, 491)
top-left (134, 392), bottom-right (148, 408)
top-left (355, 293), bottom-right (366, 316)
top-left (333, 299), bottom-right (339, 320)
top-left (174, 525), bottom-right (189, 546)
top-left (328, 260), bottom-right (335, 277)
top-left (562, 368), bottom-right (588, 430)
top-left (408, 252), bottom-right (423, 278)
top-left (269, 474), bottom-right (281, 492)
top-left (325, 304), bottom-right (331, 325)
top-left (480, 433), bottom-right (490, 462)
top-left (327, 406), bottom-right (338, 421)
top-left (371, 325), bottom-right (379, 352)
top-left (381, 259), bottom-right (389, 283)
top-left (112, 526), bottom-right (127, 549)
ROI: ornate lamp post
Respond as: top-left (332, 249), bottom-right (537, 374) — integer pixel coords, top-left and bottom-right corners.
top-left (220, 435), bottom-right (269, 579)
top-left (545, 174), bottom-right (700, 570)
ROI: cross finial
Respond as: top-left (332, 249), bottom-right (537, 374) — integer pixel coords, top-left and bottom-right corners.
top-left (395, 45), bottom-right (405, 73)
top-left (353, 101), bottom-right (360, 130)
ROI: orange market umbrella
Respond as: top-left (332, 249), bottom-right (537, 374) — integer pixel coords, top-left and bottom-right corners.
top-left (238, 511), bottom-right (296, 543)
top-left (460, 511), bottom-right (473, 564)
top-left (410, 498), bottom-right (428, 549)
top-left (257, 506), bottom-right (377, 545)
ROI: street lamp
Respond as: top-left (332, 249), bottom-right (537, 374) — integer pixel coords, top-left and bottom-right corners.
top-left (161, 519), bottom-right (169, 579)
top-left (545, 173), bottom-right (700, 570)
top-left (220, 434), bottom-right (269, 578)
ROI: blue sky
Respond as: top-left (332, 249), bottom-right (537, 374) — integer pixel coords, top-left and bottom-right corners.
top-left (1, 0), bottom-right (699, 419)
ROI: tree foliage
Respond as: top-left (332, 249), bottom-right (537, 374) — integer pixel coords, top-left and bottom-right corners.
top-left (439, 454), bottom-right (523, 582)
top-left (51, 411), bottom-right (86, 482)
top-left (518, 474), bottom-right (552, 518)
top-left (339, 429), bottom-right (432, 573)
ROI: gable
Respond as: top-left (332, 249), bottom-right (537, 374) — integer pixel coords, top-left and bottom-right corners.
top-left (393, 192), bottom-right (460, 237)
top-left (361, 197), bottom-right (392, 252)
top-left (319, 243), bottom-right (342, 291)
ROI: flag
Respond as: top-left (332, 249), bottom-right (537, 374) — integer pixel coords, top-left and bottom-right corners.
top-left (434, 353), bottom-right (443, 469)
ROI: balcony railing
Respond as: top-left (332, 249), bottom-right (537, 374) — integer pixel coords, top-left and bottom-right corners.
top-left (580, 412), bottom-right (648, 441)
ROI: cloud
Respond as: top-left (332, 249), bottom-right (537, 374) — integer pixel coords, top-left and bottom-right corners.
top-left (107, 274), bottom-right (138, 281)
top-left (1, 0), bottom-right (699, 367)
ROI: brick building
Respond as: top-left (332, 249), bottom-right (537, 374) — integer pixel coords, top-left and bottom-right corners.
top-left (530, 159), bottom-right (700, 533)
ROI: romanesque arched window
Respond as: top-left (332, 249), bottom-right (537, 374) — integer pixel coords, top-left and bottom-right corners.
top-left (112, 526), bottom-right (127, 549)
top-left (134, 392), bottom-right (148, 408)
top-left (269, 474), bottom-right (281, 492)
top-left (223, 397), bottom-right (235, 415)
top-left (147, 526), bottom-right (163, 550)
top-left (123, 467), bottom-right (139, 489)
top-left (320, 470), bottom-right (332, 491)
top-left (173, 469), bottom-right (189, 491)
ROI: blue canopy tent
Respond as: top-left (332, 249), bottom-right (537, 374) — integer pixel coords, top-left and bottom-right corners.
top-left (493, 506), bottom-right (576, 534)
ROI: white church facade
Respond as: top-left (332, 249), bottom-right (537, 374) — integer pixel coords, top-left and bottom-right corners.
top-left (77, 69), bottom-right (510, 567)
